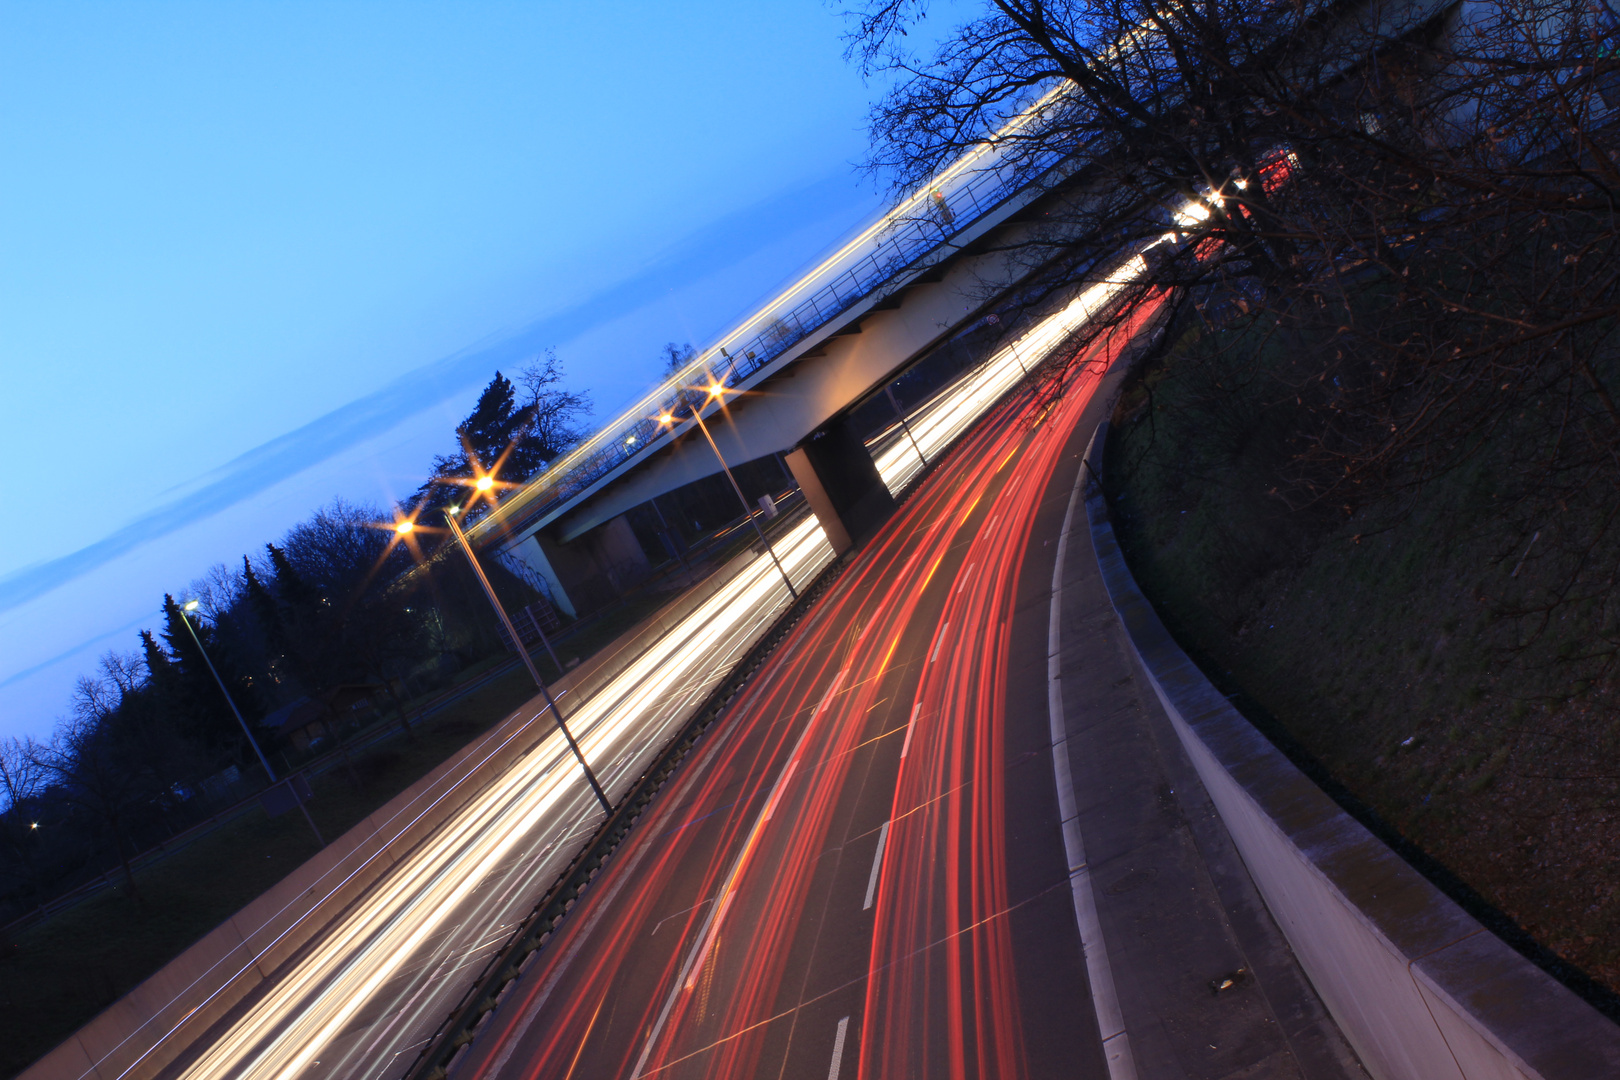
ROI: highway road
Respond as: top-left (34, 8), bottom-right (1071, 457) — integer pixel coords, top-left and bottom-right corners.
top-left (449, 297), bottom-right (1168, 1080)
top-left (467, 83), bottom-right (1073, 547)
top-left (114, 272), bottom-right (1149, 1080)
top-left (154, 511), bottom-right (834, 1080)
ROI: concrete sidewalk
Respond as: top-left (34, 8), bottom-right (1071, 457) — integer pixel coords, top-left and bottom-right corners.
top-left (1046, 443), bottom-right (1367, 1080)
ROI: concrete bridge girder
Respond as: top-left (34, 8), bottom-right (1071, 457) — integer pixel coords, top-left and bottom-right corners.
top-left (490, 216), bottom-right (1058, 617)
top-left (550, 225), bottom-right (1039, 546)
top-left (488, 0), bottom-right (1530, 617)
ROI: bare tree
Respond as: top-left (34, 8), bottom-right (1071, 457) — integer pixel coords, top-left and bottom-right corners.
top-left (660, 341), bottom-right (698, 377)
top-left (849, 0), bottom-right (1620, 580)
top-left (99, 650), bottom-right (146, 698)
top-left (35, 683), bottom-right (152, 901)
top-left (0, 735), bottom-right (44, 829)
top-left (0, 735), bottom-right (46, 906)
top-left (185, 562), bottom-right (244, 622)
top-left (849, 9), bottom-right (1620, 886)
top-left (515, 350), bottom-right (592, 475)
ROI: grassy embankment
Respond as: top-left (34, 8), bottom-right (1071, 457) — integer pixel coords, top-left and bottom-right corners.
top-left (1105, 313), bottom-right (1620, 1009)
top-left (0, 592), bottom-right (665, 1079)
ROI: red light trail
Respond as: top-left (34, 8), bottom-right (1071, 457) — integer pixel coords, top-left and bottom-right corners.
top-left (454, 294), bottom-right (1166, 1080)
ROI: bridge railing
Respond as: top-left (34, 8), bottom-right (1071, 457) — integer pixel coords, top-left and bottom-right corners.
top-left (470, 140), bottom-right (1044, 546)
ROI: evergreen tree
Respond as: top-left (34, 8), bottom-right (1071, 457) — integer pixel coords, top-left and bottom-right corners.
top-left (158, 594), bottom-right (248, 751)
top-left (243, 554), bottom-right (301, 701)
top-left (412, 361), bottom-right (590, 518)
top-left (265, 542), bottom-right (317, 607)
top-left (413, 374), bottom-right (528, 512)
top-left (242, 557), bottom-right (279, 640)
top-left (457, 371), bottom-right (528, 473)
top-left (259, 541), bottom-right (340, 692)
top-left (139, 629), bottom-right (177, 696)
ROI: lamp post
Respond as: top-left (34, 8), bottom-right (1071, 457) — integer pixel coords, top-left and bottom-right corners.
top-left (453, 485), bottom-right (567, 675)
top-left (884, 384), bottom-right (928, 469)
top-left (177, 601), bottom-right (324, 846)
top-left (661, 383), bottom-right (798, 600)
top-left (436, 509), bottom-right (613, 815)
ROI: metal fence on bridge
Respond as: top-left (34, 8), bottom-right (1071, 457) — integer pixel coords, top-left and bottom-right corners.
top-left (471, 139), bottom-right (1049, 547)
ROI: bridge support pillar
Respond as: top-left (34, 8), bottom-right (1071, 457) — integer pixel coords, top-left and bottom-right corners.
top-left (498, 535), bottom-right (578, 618)
top-left (785, 417), bottom-right (895, 556)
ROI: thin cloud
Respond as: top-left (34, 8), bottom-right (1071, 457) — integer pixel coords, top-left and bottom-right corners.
top-left (0, 170), bottom-right (871, 617)
top-left (0, 611), bottom-right (156, 694)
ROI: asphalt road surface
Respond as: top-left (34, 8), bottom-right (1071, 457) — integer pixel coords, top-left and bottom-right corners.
top-left (156, 514), bottom-right (833, 1080)
top-left (452, 302), bottom-right (1165, 1080)
top-left (143, 272), bottom-right (1358, 1080)
top-left (137, 262), bottom-right (1138, 1080)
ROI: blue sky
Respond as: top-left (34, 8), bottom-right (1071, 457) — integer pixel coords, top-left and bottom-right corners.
top-left (0, 2), bottom-right (943, 741)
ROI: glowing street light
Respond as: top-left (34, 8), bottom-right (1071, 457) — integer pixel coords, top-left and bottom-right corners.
top-left (661, 383), bottom-right (798, 600)
top-left (439, 509), bottom-right (613, 815)
top-left (178, 600), bottom-right (324, 845)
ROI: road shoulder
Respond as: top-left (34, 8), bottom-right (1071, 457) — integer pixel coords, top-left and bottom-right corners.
top-left (1047, 432), bottom-right (1366, 1080)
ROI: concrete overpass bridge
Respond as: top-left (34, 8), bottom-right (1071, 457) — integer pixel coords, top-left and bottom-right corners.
top-left (465, 90), bottom-right (1090, 618)
top-left (466, 0), bottom-right (1482, 620)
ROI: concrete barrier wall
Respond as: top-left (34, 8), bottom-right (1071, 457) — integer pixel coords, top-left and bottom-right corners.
top-left (18, 530), bottom-right (796, 1080)
top-left (1081, 425), bottom-right (1620, 1080)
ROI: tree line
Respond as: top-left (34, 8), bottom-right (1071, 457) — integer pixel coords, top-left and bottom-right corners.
top-left (0, 355), bottom-right (591, 919)
top-left (852, 0), bottom-right (1620, 664)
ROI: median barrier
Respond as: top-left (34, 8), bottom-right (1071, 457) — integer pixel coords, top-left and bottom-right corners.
top-left (17, 517), bottom-right (809, 1080)
top-left (1080, 422), bottom-right (1620, 1080)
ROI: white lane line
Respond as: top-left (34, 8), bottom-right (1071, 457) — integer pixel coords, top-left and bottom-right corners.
top-left (761, 761), bottom-right (798, 824)
top-left (956, 563), bottom-right (975, 593)
top-left (812, 671), bottom-right (849, 721)
top-left (899, 702), bottom-right (921, 759)
top-left (1048, 442), bottom-right (1139, 1080)
top-left (862, 821), bottom-right (891, 911)
top-left (929, 622), bottom-right (949, 664)
top-left (631, 670), bottom-right (847, 1079)
top-left (828, 1016), bottom-right (850, 1080)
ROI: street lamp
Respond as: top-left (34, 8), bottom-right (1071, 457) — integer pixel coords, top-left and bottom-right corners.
top-left (433, 511), bottom-right (613, 815)
top-left (433, 501), bottom-right (564, 674)
top-left (884, 384), bottom-right (928, 469)
top-left (661, 382), bottom-right (799, 600)
top-left (177, 600), bottom-right (324, 846)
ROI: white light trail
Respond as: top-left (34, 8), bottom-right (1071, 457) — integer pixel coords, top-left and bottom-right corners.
top-left (473, 83), bottom-right (1072, 545)
top-left (173, 522), bottom-right (832, 1080)
top-left (161, 236), bottom-right (1160, 1080)
top-left (873, 259), bottom-right (1147, 494)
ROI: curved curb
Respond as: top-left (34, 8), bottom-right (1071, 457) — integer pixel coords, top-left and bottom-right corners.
top-left (1048, 426), bottom-right (1139, 1080)
top-left (1081, 422), bottom-right (1620, 1080)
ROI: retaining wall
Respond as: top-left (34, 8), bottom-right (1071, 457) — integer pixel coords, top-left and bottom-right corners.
top-left (1081, 423), bottom-right (1620, 1080)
